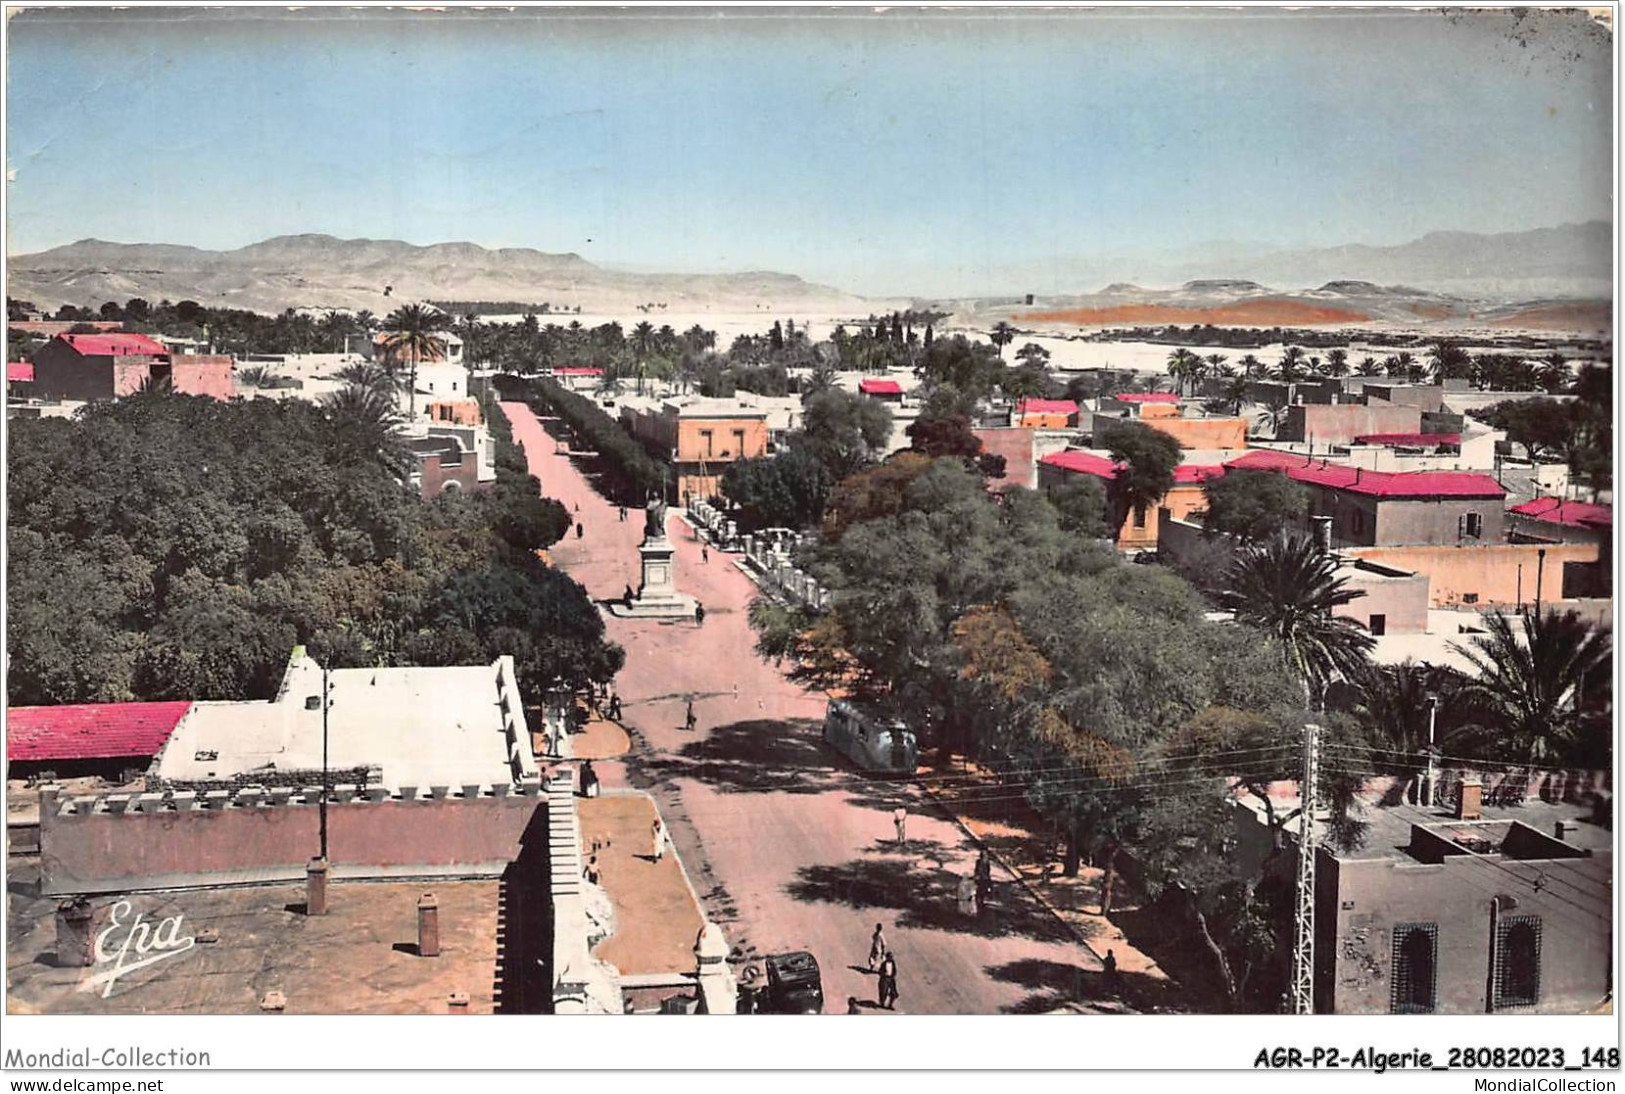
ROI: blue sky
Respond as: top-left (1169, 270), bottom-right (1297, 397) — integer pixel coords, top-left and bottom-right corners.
top-left (5, 7), bottom-right (1613, 296)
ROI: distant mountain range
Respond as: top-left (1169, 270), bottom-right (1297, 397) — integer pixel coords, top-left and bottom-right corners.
top-left (6, 222), bottom-right (1611, 332)
top-left (978, 221), bottom-right (1613, 303)
top-left (6, 234), bottom-right (872, 315)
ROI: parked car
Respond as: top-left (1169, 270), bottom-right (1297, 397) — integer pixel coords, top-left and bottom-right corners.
top-left (822, 699), bottom-right (917, 774)
top-left (761, 951), bottom-right (824, 1014)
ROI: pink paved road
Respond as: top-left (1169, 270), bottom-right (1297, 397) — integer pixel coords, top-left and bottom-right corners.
top-left (503, 402), bottom-right (1103, 1014)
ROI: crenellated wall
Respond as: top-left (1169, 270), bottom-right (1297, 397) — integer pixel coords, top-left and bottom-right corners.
top-left (39, 781), bottom-right (546, 896)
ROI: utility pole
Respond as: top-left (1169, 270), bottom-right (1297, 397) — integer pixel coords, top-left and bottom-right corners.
top-left (319, 664), bottom-right (331, 862)
top-left (1424, 695), bottom-right (1439, 808)
top-left (1290, 722), bottom-right (1321, 1015)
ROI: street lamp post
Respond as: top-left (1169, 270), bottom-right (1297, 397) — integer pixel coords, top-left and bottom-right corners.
top-left (1423, 693), bottom-right (1439, 808)
top-left (319, 664), bottom-right (331, 861)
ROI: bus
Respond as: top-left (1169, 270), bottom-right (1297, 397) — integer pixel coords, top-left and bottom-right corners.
top-left (821, 699), bottom-right (917, 774)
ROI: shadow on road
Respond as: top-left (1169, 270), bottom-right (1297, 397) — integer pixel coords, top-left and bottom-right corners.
top-left (785, 857), bottom-right (1073, 944)
top-left (639, 718), bottom-right (843, 794)
top-left (985, 957), bottom-right (1182, 1015)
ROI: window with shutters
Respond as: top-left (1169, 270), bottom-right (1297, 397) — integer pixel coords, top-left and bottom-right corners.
top-left (1494, 916), bottom-right (1542, 1009)
top-left (1391, 923), bottom-right (1438, 1014)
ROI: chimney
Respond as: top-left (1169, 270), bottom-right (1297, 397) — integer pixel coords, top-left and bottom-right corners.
top-left (55, 897), bottom-right (95, 967)
top-left (417, 892), bottom-right (441, 957)
top-left (1311, 515), bottom-right (1333, 554)
top-left (305, 857), bottom-right (328, 916)
top-left (1457, 778), bottom-right (1483, 821)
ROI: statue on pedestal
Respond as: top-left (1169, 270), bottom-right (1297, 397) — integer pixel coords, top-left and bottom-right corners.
top-left (643, 497), bottom-right (668, 541)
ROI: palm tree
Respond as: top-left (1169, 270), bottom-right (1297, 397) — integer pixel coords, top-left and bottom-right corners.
top-left (1325, 348), bottom-right (1349, 377)
top-left (1274, 345), bottom-right (1307, 383)
top-left (1166, 347), bottom-right (1202, 396)
top-left (380, 304), bottom-right (448, 418)
top-left (989, 321), bottom-right (1016, 359)
top-left (1219, 534), bottom-right (1375, 706)
top-left (1538, 351), bottom-right (1571, 393)
top-left (1453, 608), bottom-right (1612, 766)
top-left (1239, 353), bottom-right (1267, 379)
top-left (1204, 353), bottom-right (1229, 388)
top-left (320, 383), bottom-right (410, 481)
top-left (631, 320), bottom-right (656, 395)
top-left (1356, 356), bottom-right (1382, 377)
top-left (1352, 661), bottom-right (1470, 801)
top-left (1428, 340), bottom-right (1473, 384)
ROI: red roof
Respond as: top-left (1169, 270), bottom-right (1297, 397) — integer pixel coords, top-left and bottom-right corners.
top-left (860, 379), bottom-right (903, 395)
top-left (553, 367), bottom-right (603, 377)
top-left (7, 701), bottom-right (192, 763)
top-left (1044, 451), bottom-right (1227, 487)
top-left (1226, 450), bottom-right (1505, 499)
top-left (1171, 464), bottom-right (1226, 485)
top-left (7, 361), bottom-right (34, 382)
top-left (1114, 392), bottom-right (1180, 404)
top-left (1041, 451), bottom-right (1119, 480)
top-left (1353, 432), bottom-right (1461, 447)
top-left (1509, 497), bottom-right (1613, 528)
top-left (1017, 398), bottom-right (1079, 417)
top-left (60, 332), bottom-right (168, 357)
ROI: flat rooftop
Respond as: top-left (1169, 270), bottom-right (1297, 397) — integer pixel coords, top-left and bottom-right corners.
top-left (153, 655), bottom-right (532, 794)
top-left (5, 857), bottom-right (515, 1015)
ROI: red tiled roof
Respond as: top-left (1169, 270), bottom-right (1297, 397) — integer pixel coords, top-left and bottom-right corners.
top-left (1041, 451), bottom-right (1119, 480)
top-left (1225, 450), bottom-right (1505, 499)
top-left (60, 332), bottom-right (168, 357)
top-left (1171, 464), bottom-right (1226, 485)
top-left (860, 379), bottom-right (903, 395)
top-left (7, 361), bottom-right (34, 382)
top-left (1017, 398), bottom-right (1079, 417)
top-left (1509, 497), bottom-right (1613, 528)
top-left (1114, 392), bottom-right (1180, 404)
top-left (1353, 432), bottom-right (1461, 447)
top-left (7, 701), bottom-right (192, 762)
top-left (552, 367), bottom-right (603, 377)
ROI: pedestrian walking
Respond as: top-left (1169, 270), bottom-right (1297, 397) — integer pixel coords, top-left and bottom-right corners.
top-left (651, 818), bottom-right (667, 862)
top-left (702, 545), bottom-right (709, 563)
top-left (609, 695), bottom-right (622, 721)
top-left (877, 951), bottom-right (899, 1010)
top-left (892, 807), bottom-right (908, 845)
top-left (574, 502), bottom-right (580, 513)
top-left (685, 700), bottom-right (697, 732)
top-left (579, 759), bottom-right (600, 798)
top-left (975, 848), bottom-right (993, 905)
top-left (867, 923), bottom-right (886, 971)
top-left (1102, 949), bottom-right (1120, 995)
top-left (619, 505), bottom-right (627, 523)
top-left (957, 873), bottom-right (978, 918)
top-left (732, 682), bottom-right (739, 701)
top-left (694, 602), bottom-right (706, 625)
top-left (575, 522), bottom-right (584, 540)
top-left (623, 584), bottom-right (635, 608)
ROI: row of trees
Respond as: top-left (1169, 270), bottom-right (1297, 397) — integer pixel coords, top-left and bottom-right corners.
top-left (747, 438), bottom-right (1610, 1006)
top-left (507, 376), bottom-right (667, 504)
top-left (7, 389), bottom-right (621, 709)
top-left (1474, 367), bottom-right (1613, 494)
top-left (1166, 341), bottom-right (1582, 391)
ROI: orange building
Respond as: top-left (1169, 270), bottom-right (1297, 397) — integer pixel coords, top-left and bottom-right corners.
top-left (1015, 398), bottom-right (1080, 429)
top-left (1038, 451), bottom-right (1223, 550)
top-left (426, 399), bottom-right (484, 426)
top-left (1145, 414), bottom-right (1248, 451)
top-left (622, 398), bottom-right (771, 503)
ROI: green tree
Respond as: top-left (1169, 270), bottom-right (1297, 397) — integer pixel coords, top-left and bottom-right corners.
top-left (1454, 607), bottom-right (1611, 767)
top-left (1097, 420), bottom-right (1181, 536)
top-left (722, 446), bottom-right (832, 530)
top-left (989, 321), bottom-right (1016, 359)
top-left (1200, 469), bottom-right (1308, 542)
top-left (798, 388), bottom-right (893, 482)
top-left (380, 303), bottom-right (448, 418)
top-left (1218, 535), bottom-right (1374, 706)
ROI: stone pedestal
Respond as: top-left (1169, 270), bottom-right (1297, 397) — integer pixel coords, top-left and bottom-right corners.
top-left (693, 920), bottom-right (736, 1015)
top-left (608, 533), bottom-right (697, 619)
